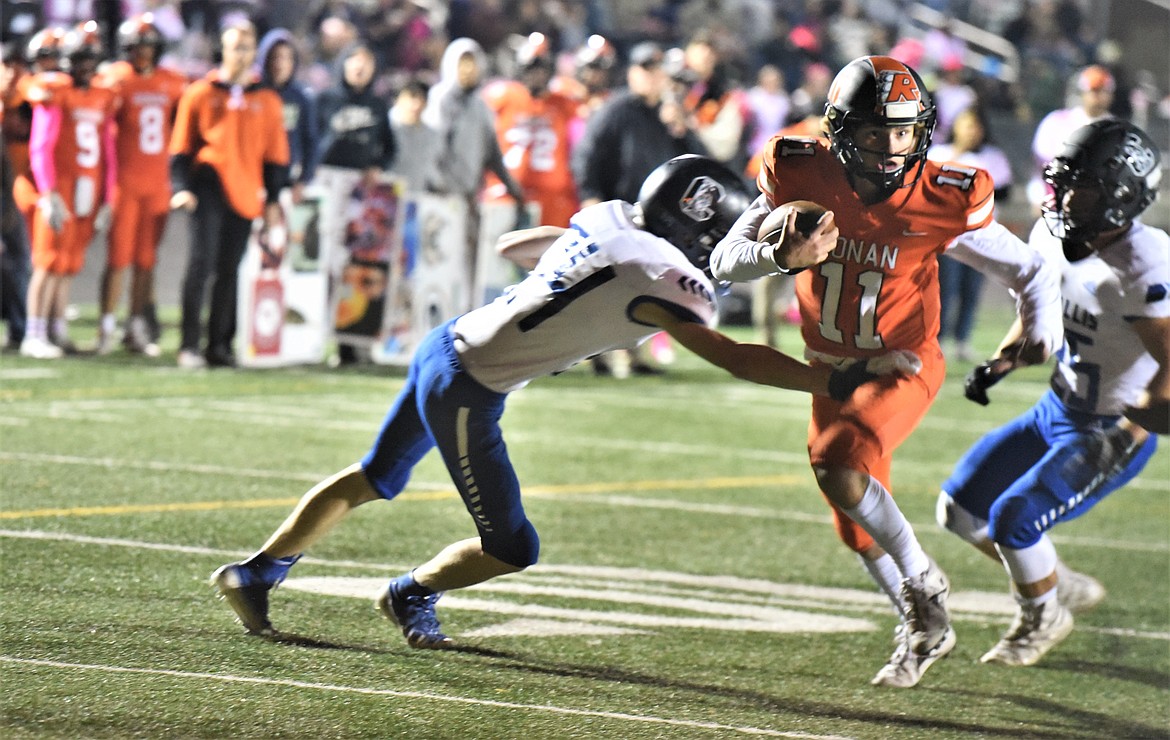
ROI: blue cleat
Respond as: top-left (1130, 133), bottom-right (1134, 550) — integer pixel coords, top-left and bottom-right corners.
top-left (376, 576), bottom-right (452, 649)
top-left (211, 562), bottom-right (276, 636)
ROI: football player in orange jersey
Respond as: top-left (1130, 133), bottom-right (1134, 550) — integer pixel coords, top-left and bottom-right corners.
top-left (8, 27), bottom-right (66, 237)
top-left (96, 14), bottom-right (188, 356)
top-left (22, 21), bottom-right (117, 359)
top-left (553, 33), bottom-right (617, 144)
top-left (711, 56), bottom-right (1063, 687)
top-left (482, 32), bottom-right (579, 228)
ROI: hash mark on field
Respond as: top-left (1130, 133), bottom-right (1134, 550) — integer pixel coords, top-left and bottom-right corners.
top-left (0, 657), bottom-right (854, 739)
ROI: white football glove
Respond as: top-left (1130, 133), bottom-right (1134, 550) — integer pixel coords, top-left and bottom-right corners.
top-left (827, 350), bottom-right (922, 401)
top-left (38, 193), bottom-right (70, 232)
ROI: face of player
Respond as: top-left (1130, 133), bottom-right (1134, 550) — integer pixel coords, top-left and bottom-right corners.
top-left (220, 28), bottom-right (257, 84)
top-left (71, 55), bottom-right (99, 86)
top-left (851, 123), bottom-right (917, 174)
top-left (1046, 181), bottom-right (1126, 259)
top-left (129, 44), bottom-right (156, 73)
top-left (521, 63), bottom-right (552, 95)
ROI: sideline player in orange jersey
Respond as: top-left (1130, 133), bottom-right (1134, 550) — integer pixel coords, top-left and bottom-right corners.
top-left (8, 27), bottom-right (66, 237)
top-left (711, 56), bottom-right (1063, 688)
top-left (95, 14), bottom-right (187, 356)
top-left (22, 21), bottom-right (117, 359)
top-left (482, 33), bottom-right (579, 227)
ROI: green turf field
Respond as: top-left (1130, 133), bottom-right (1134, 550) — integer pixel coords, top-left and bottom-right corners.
top-left (2, 307), bottom-right (1167, 739)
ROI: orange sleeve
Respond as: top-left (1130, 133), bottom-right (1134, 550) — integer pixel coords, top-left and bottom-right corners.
top-left (168, 80), bottom-right (204, 157)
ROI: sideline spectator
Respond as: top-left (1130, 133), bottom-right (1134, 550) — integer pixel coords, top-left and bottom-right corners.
top-left (1, 134), bottom-right (30, 351)
top-left (682, 29), bottom-right (751, 177)
top-left (423, 37), bottom-right (525, 301)
top-left (315, 44), bottom-right (395, 179)
top-left (315, 42), bottom-right (397, 365)
top-left (388, 76), bottom-right (444, 193)
top-left (572, 40), bottom-right (707, 376)
top-left (744, 63), bottom-right (789, 161)
top-left (1, 42), bottom-right (33, 351)
top-left (928, 105), bottom-right (1014, 361)
top-left (96, 14), bottom-right (188, 357)
top-left (258, 29), bottom-right (318, 204)
top-left (930, 56), bottom-right (977, 142)
top-left (169, 19), bottom-right (289, 369)
top-left (1026, 64), bottom-right (1115, 214)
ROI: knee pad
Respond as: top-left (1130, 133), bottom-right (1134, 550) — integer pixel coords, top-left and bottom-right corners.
top-left (987, 494), bottom-right (1042, 550)
top-left (936, 491), bottom-right (988, 545)
top-left (481, 519), bottom-right (540, 569)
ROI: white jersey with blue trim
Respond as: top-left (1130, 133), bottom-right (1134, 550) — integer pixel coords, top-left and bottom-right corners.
top-left (452, 200), bottom-right (718, 393)
top-left (1029, 218), bottom-right (1170, 416)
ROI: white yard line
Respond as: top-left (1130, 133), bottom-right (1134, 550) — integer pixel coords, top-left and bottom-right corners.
top-left (2, 528), bottom-right (1168, 641)
top-left (0, 656), bottom-right (854, 740)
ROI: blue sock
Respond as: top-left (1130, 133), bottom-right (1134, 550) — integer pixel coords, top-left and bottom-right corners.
top-left (243, 552), bottom-right (301, 585)
top-left (394, 570), bottom-right (435, 597)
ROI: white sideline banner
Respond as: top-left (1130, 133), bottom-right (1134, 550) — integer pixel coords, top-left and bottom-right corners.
top-left (373, 193), bottom-right (469, 366)
top-left (236, 191), bottom-right (328, 367)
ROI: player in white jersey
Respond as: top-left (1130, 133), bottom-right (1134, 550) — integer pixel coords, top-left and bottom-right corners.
top-left (209, 156), bottom-right (922, 644)
top-left (940, 120), bottom-right (1169, 667)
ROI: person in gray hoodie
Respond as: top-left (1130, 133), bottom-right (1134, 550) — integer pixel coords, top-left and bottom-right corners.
top-left (423, 37), bottom-right (525, 298)
top-left (423, 37), bottom-right (521, 204)
top-left (257, 29), bottom-right (318, 202)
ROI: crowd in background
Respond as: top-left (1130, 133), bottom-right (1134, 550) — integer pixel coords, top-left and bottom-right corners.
top-left (2, 0), bottom-right (1167, 364)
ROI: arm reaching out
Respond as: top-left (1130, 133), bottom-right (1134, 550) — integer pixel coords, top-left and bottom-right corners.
top-left (631, 301), bottom-right (919, 398)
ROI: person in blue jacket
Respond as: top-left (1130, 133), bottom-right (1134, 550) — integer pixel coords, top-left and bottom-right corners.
top-left (257, 29), bottom-right (318, 202)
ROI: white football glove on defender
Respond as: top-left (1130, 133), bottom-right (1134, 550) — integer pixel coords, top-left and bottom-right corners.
top-left (827, 350), bottom-right (922, 401)
top-left (38, 192), bottom-right (70, 232)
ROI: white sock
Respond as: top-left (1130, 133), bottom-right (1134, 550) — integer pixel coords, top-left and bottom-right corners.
top-left (859, 552), bottom-right (904, 615)
top-left (52, 318), bottom-right (68, 339)
top-left (1017, 588), bottom-right (1057, 608)
top-left (100, 313), bottom-right (117, 334)
top-left (843, 476), bottom-right (929, 579)
top-left (27, 316), bottom-right (47, 340)
top-left (996, 535), bottom-right (1058, 588)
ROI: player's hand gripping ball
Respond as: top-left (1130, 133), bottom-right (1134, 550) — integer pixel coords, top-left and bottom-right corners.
top-left (758, 200), bottom-right (830, 242)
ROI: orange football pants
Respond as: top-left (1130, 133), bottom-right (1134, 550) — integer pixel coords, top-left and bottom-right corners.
top-left (807, 344), bottom-right (946, 553)
top-left (31, 213), bottom-right (96, 276)
top-left (107, 188), bottom-right (171, 270)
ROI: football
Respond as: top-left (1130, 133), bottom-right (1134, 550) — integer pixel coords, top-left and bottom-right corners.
top-left (758, 200), bottom-right (829, 243)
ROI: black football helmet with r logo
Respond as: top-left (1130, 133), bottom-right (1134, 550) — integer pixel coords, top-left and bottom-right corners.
top-left (824, 55), bottom-right (936, 196)
top-left (636, 155), bottom-right (752, 275)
